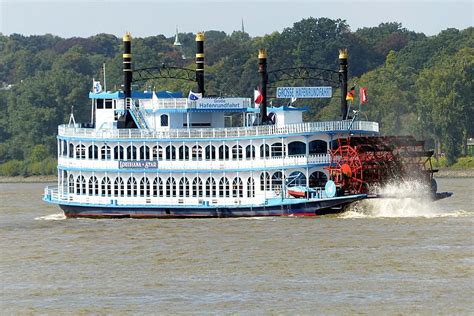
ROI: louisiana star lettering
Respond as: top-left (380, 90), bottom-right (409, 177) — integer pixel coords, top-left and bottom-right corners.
top-left (119, 161), bottom-right (158, 169)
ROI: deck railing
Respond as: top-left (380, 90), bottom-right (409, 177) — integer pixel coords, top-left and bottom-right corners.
top-left (58, 120), bottom-right (378, 139)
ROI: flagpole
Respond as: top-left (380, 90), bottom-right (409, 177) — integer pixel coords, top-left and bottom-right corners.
top-left (103, 63), bottom-right (106, 92)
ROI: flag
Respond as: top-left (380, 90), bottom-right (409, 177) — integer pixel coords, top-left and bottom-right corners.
top-left (254, 88), bottom-right (263, 105)
top-left (346, 86), bottom-right (355, 102)
top-left (291, 97), bottom-right (297, 103)
top-left (360, 87), bottom-right (368, 104)
top-left (188, 90), bottom-right (202, 101)
top-left (93, 80), bottom-right (102, 93)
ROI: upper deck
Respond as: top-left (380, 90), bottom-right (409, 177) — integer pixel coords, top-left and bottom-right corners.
top-left (59, 120), bottom-right (379, 140)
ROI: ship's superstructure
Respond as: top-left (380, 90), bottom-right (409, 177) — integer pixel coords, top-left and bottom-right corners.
top-left (43, 32), bottom-right (384, 218)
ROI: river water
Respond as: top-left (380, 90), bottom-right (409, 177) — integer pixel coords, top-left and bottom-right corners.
top-left (1, 178), bottom-right (473, 314)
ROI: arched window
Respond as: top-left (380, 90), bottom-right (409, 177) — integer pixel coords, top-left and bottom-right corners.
top-left (114, 177), bottom-right (124, 197)
top-left (127, 177), bottom-right (137, 197)
top-left (127, 145), bottom-right (137, 160)
top-left (102, 177), bottom-right (112, 196)
top-left (245, 145), bottom-right (255, 159)
top-left (192, 177), bottom-right (203, 197)
top-left (152, 146), bottom-right (163, 160)
top-left (205, 145), bottom-right (216, 160)
top-left (101, 145), bottom-right (111, 160)
top-left (179, 178), bottom-right (190, 197)
top-left (68, 174), bottom-right (75, 194)
top-left (247, 177), bottom-right (255, 198)
top-left (271, 172), bottom-right (283, 190)
top-left (260, 144), bottom-right (270, 158)
top-left (288, 141), bottom-right (306, 156)
top-left (69, 143), bottom-right (74, 158)
top-left (218, 145), bottom-right (229, 160)
top-left (309, 140), bottom-right (328, 154)
top-left (140, 145), bottom-right (150, 160)
top-left (232, 145), bottom-right (243, 160)
top-left (114, 145), bottom-right (124, 160)
top-left (160, 114), bottom-right (169, 127)
top-left (192, 145), bottom-right (203, 161)
top-left (153, 177), bottom-right (163, 197)
top-left (287, 171), bottom-right (307, 187)
top-left (88, 145), bottom-right (98, 160)
top-left (260, 172), bottom-right (270, 191)
top-left (166, 146), bottom-right (176, 160)
top-left (76, 144), bottom-right (86, 159)
top-left (140, 177), bottom-right (150, 197)
top-left (166, 178), bottom-right (176, 197)
top-left (89, 176), bottom-right (99, 196)
top-left (309, 171), bottom-right (328, 188)
top-left (232, 177), bottom-right (243, 198)
top-left (219, 177), bottom-right (230, 197)
top-left (76, 175), bottom-right (86, 195)
top-left (271, 142), bottom-right (284, 157)
top-left (178, 146), bottom-right (189, 160)
top-left (206, 178), bottom-right (216, 197)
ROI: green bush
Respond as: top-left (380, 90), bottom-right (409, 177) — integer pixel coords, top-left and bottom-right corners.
top-left (431, 156), bottom-right (448, 168)
top-left (451, 157), bottom-right (474, 169)
top-left (0, 160), bottom-right (24, 176)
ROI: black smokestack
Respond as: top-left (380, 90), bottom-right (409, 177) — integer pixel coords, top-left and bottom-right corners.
top-left (339, 48), bottom-right (348, 120)
top-left (123, 32), bottom-right (132, 99)
top-left (195, 32), bottom-right (205, 96)
top-left (258, 48), bottom-right (268, 124)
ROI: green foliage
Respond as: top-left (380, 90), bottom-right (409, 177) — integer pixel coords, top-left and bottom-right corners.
top-left (451, 157), bottom-right (474, 169)
top-left (0, 160), bottom-right (24, 176)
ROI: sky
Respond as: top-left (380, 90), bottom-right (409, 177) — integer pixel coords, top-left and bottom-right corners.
top-left (0, 0), bottom-right (472, 38)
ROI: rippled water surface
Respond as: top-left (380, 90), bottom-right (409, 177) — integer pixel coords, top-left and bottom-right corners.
top-left (1, 178), bottom-right (473, 314)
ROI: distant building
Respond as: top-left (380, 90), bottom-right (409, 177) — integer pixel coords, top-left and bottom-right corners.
top-left (173, 26), bottom-right (185, 59)
top-left (467, 138), bottom-right (474, 156)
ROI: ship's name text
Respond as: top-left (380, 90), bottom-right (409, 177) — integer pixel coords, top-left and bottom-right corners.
top-left (119, 161), bottom-right (158, 169)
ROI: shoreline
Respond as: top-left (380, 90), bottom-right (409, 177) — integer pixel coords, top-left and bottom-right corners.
top-left (0, 168), bottom-right (473, 183)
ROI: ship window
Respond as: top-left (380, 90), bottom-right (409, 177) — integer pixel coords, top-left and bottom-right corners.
top-left (153, 177), bottom-right (162, 197)
top-left (140, 178), bottom-right (150, 197)
top-left (101, 145), bottom-right (111, 160)
top-left (102, 177), bottom-right (112, 197)
top-left (76, 175), bottom-right (86, 195)
top-left (260, 172), bottom-right (270, 191)
top-left (309, 171), bottom-right (328, 188)
top-left (62, 140), bottom-right (67, 156)
top-left (219, 177), bottom-right (230, 198)
top-left (192, 177), bottom-right (203, 197)
top-left (89, 145), bottom-right (98, 160)
top-left (166, 178), bottom-right (176, 197)
top-left (271, 142), bottom-right (284, 158)
top-left (260, 144), bottom-right (269, 158)
top-left (96, 99), bottom-right (104, 109)
top-left (309, 140), bottom-right (327, 155)
top-left (68, 174), bottom-right (75, 194)
top-left (69, 143), bottom-right (74, 158)
top-left (247, 177), bottom-right (255, 198)
top-left (232, 177), bottom-right (243, 198)
top-left (245, 145), bottom-right (255, 160)
top-left (161, 114), bottom-right (169, 127)
top-left (127, 177), bottom-right (137, 197)
top-left (165, 146), bottom-right (176, 160)
top-left (192, 145), bottom-right (203, 161)
top-left (127, 145), bottom-right (137, 160)
top-left (178, 146), bottom-right (189, 161)
top-left (287, 171), bottom-right (306, 188)
top-left (114, 146), bottom-right (124, 160)
top-left (205, 145), bottom-right (216, 160)
top-left (114, 177), bottom-right (124, 197)
top-left (152, 146), bottom-right (163, 160)
top-left (76, 144), bottom-right (86, 159)
top-left (271, 172), bottom-right (283, 190)
top-left (179, 178), bottom-right (190, 197)
top-left (89, 176), bottom-right (99, 195)
top-left (288, 141), bottom-right (306, 156)
top-left (104, 99), bottom-right (113, 109)
top-left (140, 145), bottom-right (150, 160)
top-left (206, 178), bottom-right (216, 198)
top-left (218, 145), bottom-right (229, 160)
top-left (232, 145), bottom-right (243, 160)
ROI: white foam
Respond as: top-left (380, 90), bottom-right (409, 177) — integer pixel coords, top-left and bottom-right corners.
top-left (35, 213), bottom-right (67, 221)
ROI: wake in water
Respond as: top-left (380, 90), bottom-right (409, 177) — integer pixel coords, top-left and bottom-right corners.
top-left (35, 213), bottom-right (67, 221)
top-left (340, 180), bottom-right (466, 218)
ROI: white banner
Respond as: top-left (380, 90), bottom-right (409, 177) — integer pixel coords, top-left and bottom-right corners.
top-left (195, 98), bottom-right (248, 109)
top-left (276, 87), bottom-right (332, 99)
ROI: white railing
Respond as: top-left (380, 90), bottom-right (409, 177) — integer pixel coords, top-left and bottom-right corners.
top-left (57, 154), bottom-right (331, 171)
top-left (58, 120), bottom-right (379, 140)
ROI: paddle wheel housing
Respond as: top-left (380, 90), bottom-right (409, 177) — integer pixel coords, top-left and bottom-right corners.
top-left (326, 136), bottom-right (436, 195)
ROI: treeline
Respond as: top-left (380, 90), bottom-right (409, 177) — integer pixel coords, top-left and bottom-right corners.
top-left (0, 18), bottom-right (472, 175)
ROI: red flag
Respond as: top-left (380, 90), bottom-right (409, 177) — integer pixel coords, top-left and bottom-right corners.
top-left (345, 86), bottom-right (355, 102)
top-left (360, 87), bottom-right (368, 104)
top-left (254, 88), bottom-right (263, 105)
